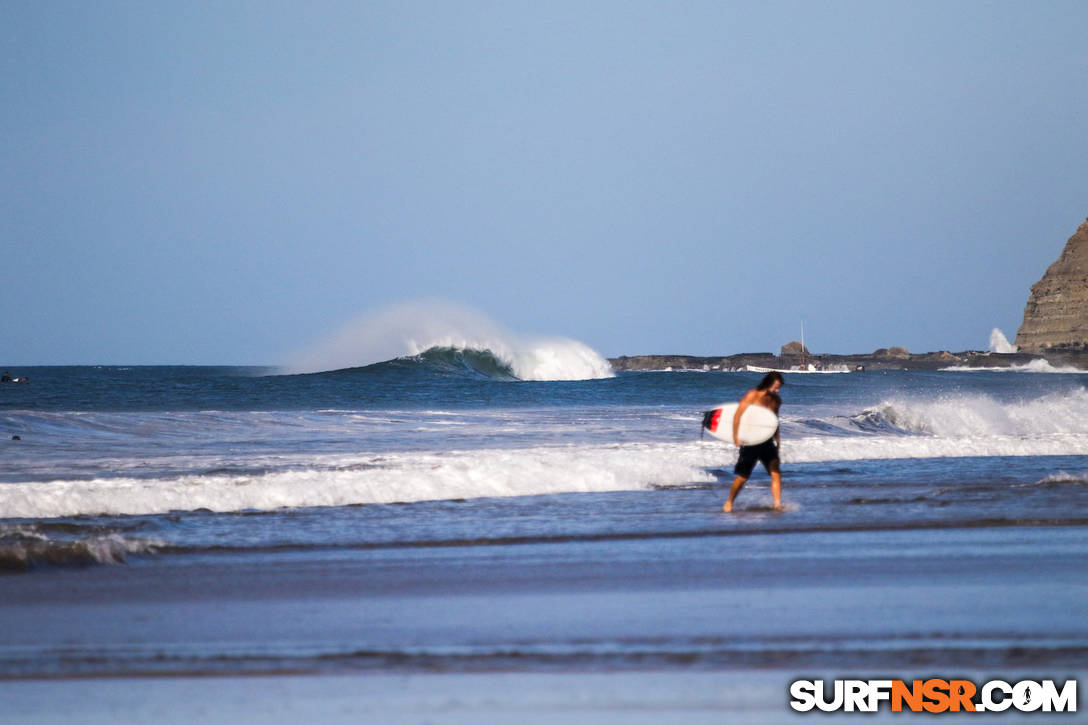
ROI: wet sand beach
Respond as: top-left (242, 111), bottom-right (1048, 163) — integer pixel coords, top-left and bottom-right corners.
top-left (3, 512), bottom-right (1084, 722)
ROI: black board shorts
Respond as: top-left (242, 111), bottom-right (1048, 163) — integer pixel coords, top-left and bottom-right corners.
top-left (734, 439), bottom-right (779, 478)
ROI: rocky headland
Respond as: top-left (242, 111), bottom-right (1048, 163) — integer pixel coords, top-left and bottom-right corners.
top-left (1015, 216), bottom-right (1088, 353)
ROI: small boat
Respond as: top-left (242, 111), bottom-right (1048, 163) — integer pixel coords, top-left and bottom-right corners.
top-left (745, 363), bottom-right (851, 374)
top-left (746, 323), bottom-right (851, 374)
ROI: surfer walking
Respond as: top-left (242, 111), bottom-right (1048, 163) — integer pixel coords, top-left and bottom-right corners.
top-left (724, 372), bottom-right (783, 513)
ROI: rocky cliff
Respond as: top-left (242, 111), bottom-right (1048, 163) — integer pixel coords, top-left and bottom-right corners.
top-left (1015, 217), bottom-right (1088, 352)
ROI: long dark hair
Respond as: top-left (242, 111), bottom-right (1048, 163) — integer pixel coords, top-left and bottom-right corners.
top-left (756, 371), bottom-right (784, 390)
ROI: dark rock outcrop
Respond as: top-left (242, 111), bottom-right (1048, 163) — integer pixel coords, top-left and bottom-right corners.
top-left (1015, 217), bottom-right (1088, 353)
top-left (608, 348), bottom-right (1088, 372)
top-left (873, 346), bottom-right (910, 359)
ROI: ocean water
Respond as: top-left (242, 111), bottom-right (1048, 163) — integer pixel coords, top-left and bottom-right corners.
top-left (1, 350), bottom-right (1086, 687)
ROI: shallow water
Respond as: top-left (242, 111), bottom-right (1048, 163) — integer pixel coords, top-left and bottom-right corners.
top-left (1, 363), bottom-right (1085, 687)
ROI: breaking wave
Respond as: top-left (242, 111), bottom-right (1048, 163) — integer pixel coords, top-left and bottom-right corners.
top-left (0, 524), bottom-right (165, 571)
top-left (285, 300), bottom-right (614, 381)
top-left (850, 389), bottom-right (1088, 438)
top-left (395, 347), bottom-right (519, 380)
top-left (0, 443), bottom-right (702, 519)
top-left (762, 389), bottom-right (1088, 464)
top-left (1036, 471), bottom-right (1088, 486)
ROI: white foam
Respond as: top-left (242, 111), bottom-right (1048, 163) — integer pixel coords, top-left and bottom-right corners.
top-left (0, 444), bottom-right (715, 519)
top-left (769, 389), bottom-right (1088, 465)
top-left (285, 300), bottom-right (614, 381)
top-left (784, 433), bottom-right (1088, 464)
top-left (943, 358), bottom-right (1084, 373)
top-left (1036, 471), bottom-right (1088, 485)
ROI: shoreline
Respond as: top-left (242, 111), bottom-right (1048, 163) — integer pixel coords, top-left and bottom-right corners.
top-left (3, 521), bottom-right (1085, 722)
top-left (609, 350), bottom-right (1088, 372)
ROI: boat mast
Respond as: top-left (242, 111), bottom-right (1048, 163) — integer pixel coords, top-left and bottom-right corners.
top-left (800, 321), bottom-right (806, 367)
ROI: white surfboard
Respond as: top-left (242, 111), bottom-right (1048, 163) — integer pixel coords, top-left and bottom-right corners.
top-left (702, 402), bottom-right (778, 446)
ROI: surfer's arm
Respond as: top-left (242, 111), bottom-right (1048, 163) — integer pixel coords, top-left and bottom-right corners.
top-left (772, 394), bottom-right (781, 448)
top-left (732, 391), bottom-right (757, 446)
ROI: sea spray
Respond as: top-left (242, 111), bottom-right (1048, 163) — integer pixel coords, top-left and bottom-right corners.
top-left (989, 328), bottom-right (1018, 353)
top-left (285, 300), bottom-right (614, 381)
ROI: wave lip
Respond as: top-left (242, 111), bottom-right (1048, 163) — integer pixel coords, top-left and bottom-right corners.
top-left (404, 347), bottom-right (519, 380)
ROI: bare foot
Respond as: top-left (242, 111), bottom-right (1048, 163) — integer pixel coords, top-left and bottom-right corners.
top-left (723, 501), bottom-right (733, 513)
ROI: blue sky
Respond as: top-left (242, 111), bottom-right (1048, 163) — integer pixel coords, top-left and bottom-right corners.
top-left (3, 1), bottom-right (1087, 364)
